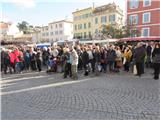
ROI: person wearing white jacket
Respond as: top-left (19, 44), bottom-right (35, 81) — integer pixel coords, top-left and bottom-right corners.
top-left (70, 46), bottom-right (78, 80)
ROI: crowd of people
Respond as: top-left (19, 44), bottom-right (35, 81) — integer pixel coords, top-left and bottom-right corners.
top-left (1, 42), bottom-right (160, 80)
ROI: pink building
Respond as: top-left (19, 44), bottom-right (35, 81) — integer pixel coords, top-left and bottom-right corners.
top-left (127, 0), bottom-right (160, 40)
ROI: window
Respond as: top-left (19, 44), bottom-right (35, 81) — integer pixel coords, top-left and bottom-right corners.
top-left (143, 0), bottom-right (151, 7)
top-left (84, 23), bottom-right (86, 29)
top-left (101, 16), bottom-right (107, 23)
top-left (81, 33), bottom-right (83, 37)
top-left (46, 32), bottom-right (49, 36)
top-left (95, 29), bottom-right (98, 33)
top-left (143, 12), bottom-right (150, 23)
top-left (59, 30), bottom-right (63, 34)
top-left (109, 14), bottom-right (115, 22)
top-left (59, 24), bottom-right (62, 28)
top-left (130, 0), bottom-right (139, 9)
top-left (75, 25), bottom-right (77, 30)
top-left (50, 32), bottom-right (53, 36)
top-left (55, 31), bottom-right (58, 35)
top-left (84, 32), bottom-right (86, 38)
top-left (88, 31), bottom-right (91, 37)
top-left (95, 17), bottom-right (98, 24)
top-left (55, 24), bottom-right (58, 28)
top-left (129, 14), bottom-right (138, 25)
top-left (78, 24), bottom-right (82, 29)
top-left (88, 22), bottom-right (91, 28)
top-left (80, 24), bottom-right (82, 29)
top-left (82, 14), bottom-right (85, 19)
top-left (50, 25), bottom-right (53, 29)
top-left (142, 28), bottom-right (150, 37)
top-left (85, 13), bottom-right (88, 18)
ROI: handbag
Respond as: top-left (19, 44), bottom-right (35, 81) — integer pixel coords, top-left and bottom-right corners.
top-left (133, 65), bottom-right (137, 75)
top-left (116, 60), bottom-right (123, 68)
top-left (123, 57), bottom-right (126, 65)
top-left (98, 65), bottom-right (102, 72)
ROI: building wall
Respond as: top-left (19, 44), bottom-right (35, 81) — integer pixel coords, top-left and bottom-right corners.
top-left (72, 3), bottom-right (123, 39)
top-left (93, 11), bottom-right (123, 33)
top-left (41, 26), bottom-right (49, 42)
top-left (127, 0), bottom-right (160, 37)
top-left (127, 0), bottom-right (160, 13)
top-left (63, 22), bottom-right (73, 40)
top-left (42, 20), bottom-right (73, 43)
top-left (73, 7), bottom-right (93, 39)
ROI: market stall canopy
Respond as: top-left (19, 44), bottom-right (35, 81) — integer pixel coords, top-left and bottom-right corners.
top-left (79, 39), bottom-right (118, 44)
top-left (119, 37), bottom-right (160, 42)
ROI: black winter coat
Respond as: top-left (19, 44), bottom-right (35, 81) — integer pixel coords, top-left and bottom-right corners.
top-left (82, 51), bottom-right (89, 65)
top-left (134, 46), bottom-right (146, 63)
top-left (152, 48), bottom-right (160, 63)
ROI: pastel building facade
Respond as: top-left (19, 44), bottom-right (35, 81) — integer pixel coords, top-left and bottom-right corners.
top-left (127, 0), bottom-right (160, 37)
top-left (41, 20), bottom-right (73, 43)
top-left (72, 3), bottom-right (123, 39)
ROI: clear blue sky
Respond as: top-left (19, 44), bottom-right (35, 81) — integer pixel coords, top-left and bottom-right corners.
top-left (1, 0), bottom-right (125, 26)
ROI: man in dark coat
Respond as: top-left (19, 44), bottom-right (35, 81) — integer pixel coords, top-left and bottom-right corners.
top-left (146, 43), bottom-right (152, 68)
top-left (36, 49), bottom-right (42, 72)
top-left (134, 42), bottom-right (146, 77)
top-left (107, 46), bottom-right (116, 72)
top-left (152, 43), bottom-right (160, 80)
top-left (82, 48), bottom-right (89, 76)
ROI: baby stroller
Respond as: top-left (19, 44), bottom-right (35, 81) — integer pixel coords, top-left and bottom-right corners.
top-left (46, 57), bottom-right (57, 73)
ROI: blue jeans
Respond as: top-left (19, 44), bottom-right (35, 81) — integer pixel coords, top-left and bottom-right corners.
top-left (15, 62), bottom-right (23, 73)
top-left (108, 61), bottom-right (114, 71)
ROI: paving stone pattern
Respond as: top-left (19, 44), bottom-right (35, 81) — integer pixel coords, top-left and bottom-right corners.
top-left (1, 71), bottom-right (160, 120)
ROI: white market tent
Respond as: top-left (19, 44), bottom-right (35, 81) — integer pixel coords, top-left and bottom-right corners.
top-left (36, 43), bottom-right (51, 48)
top-left (79, 39), bottom-right (118, 44)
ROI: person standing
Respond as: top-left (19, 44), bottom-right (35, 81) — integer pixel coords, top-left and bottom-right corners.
top-left (63, 48), bottom-right (72, 78)
top-left (152, 43), bottom-right (160, 80)
top-left (146, 43), bottom-right (152, 68)
top-left (115, 47), bottom-right (123, 72)
top-left (14, 48), bottom-right (24, 73)
top-left (82, 47), bottom-right (89, 76)
top-left (70, 46), bottom-right (78, 80)
top-left (24, 50), bottom-right (31, 71)
top-left (134, 42), bottom-right (146, 77)
top-left (100, 47), bottom-right (107, 73)
top-left (3, 49), bottom-right (11, 74)
top-left (87, 45), bottom-right (94, 72)
top-left (30, 48), bottom-right (37, 71)
top-left (94, 46), bottom-right (101, 75)
top-left (123, 47), bottom-right (132, 72)
top-left (36, 49), bottom-right (42, 72)
top-left (107, 45), bottom-right (116, 72)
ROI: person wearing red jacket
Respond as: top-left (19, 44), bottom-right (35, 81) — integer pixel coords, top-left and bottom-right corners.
top-left (9, 50), bottom-right (16, 73)
top-left (14, 48), bottom-right (24, 73)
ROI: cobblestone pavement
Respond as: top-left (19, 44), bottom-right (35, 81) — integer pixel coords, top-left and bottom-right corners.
top-left (1, 70), bottom-right (160, 120)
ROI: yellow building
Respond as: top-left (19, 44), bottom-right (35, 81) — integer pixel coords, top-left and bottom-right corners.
top-left (72, 7), bottom-right (93, 39)
top-left (73, 3), bottom-right (123, 39)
